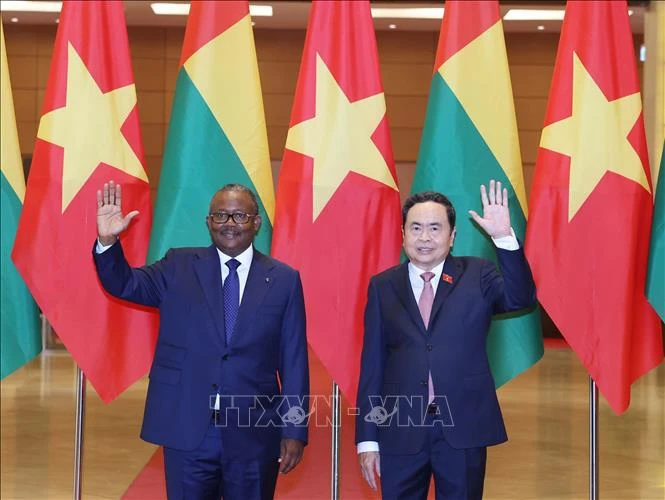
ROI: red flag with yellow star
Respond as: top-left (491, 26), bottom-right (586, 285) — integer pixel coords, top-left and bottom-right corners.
top-left (271, 0), bottom-right (402, 403)
top-left (525, 0), bottom-right (663, 414)
top-left (12, 0), bottom-right (157, 402)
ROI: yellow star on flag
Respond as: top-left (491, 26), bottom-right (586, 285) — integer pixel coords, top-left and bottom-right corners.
top-left (285, 53), bottom-right (397, 221)
top-left (38, 42), bottom-right (147, 213)
top-left (540, 52), bottom-right (649, 221)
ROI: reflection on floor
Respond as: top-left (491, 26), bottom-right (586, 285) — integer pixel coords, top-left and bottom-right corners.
top-left (1, 347), bottom-right (663, 499)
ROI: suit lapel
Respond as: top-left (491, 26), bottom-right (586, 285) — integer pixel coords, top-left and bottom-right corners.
top-left (230, 250), bottom-right (274, 346)
top-left (390, 262), bottom-right (426, 333)
top-left (193, 245), bottom-right (225, 348)
top-left (429, 255), bottom-right (463, 327)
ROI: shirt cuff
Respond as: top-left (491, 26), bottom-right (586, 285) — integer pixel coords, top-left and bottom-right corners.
top-left (357, 441), bottom-right (379, 454)
top-left (491, 228), bottom-right (519, 251)
top-left (95, 239), bottom-right (115, 254)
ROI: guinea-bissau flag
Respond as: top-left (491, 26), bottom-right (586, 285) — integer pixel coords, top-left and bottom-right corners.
top-left (11, 0), bottom-right (158, 403)
top-left (525, 0), bottom-right (663, 414)
top-left (1, 21), bottom-right (41, 380)
top-left (148, 0), bottom-right (274, 260)
top-left (271, 0), bottom-right (402, 403)
top-left (411, 0), bottom-right (543, 387)
top-left (646, 142), bottom-right (665, 322)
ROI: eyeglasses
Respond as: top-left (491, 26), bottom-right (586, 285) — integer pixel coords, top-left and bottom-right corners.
top-left (208, 212), bottom-right (257, 224)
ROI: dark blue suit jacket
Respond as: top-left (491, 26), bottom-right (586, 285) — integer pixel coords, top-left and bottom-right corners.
top-left (93, 242), bottom-right (309, 460)
top-left (355, 248), bottom-right (536, 454)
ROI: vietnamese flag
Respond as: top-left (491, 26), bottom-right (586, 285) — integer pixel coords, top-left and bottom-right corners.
top-left (525, 0), bottom-right (663, 413)
top-left (271, 0), bottom-right (402, 403)
top-left (12, 0), bottom-right (158, 403)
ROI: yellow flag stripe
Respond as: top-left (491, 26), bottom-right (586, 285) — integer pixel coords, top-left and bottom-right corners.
top-left (439, 20), bottom-right (528, 214)
top-left (184, 14), bottom-right (275, 223)
top-left (0, 22), bottom-right (26, 202)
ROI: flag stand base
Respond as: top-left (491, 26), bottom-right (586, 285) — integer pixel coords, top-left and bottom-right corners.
top-left (74, 366), bottom-right (86, 500)
top-left (589, 377), bottom-right (598, 500)
top-left (331, 381), bottom-right (340, 500)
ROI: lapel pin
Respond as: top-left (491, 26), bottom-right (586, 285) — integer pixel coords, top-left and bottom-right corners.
top-left (442, 273), bottom-right (453, 284)
top-left (265, 277), bottom-right (271, 283)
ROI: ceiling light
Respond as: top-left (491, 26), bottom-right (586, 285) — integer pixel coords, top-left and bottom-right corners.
top-left (505, 7), bottom-right (634, 21)
top-left (250, 5), bottom-right (272, 16)
top-left (10, 17), bottom-right (19, 22)
top-left (0, 1), bottom-right (62, 12)
top-left (371, 7), bottom-right (443, 19)
top-left (150, 3), bottom-right (272, 16)
top-left (504, 9), bottom-right (565, 21)
top-left (150, 3), bottom-right (189, 15)
top-left (388, 24), bottom-right (397, 29)
top-left (537, 25), bottom-right (545, 31)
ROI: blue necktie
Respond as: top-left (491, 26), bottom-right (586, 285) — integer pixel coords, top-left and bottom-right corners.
top-left (223, 259), bottom-right (240, 345)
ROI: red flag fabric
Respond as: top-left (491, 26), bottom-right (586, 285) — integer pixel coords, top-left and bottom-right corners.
top-left (271, 0), bottom-right (402, 403)
top-left (12, 0), bottom-right (158, 403)
top-left (525, 0), bottom-right (663, 414)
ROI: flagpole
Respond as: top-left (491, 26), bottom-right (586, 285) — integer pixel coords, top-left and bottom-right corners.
top-left (589, 377), bottom-right (598, 500)
top-left (73, 366), bottom-right (86, 500)
top-left (331, 381), bottom-right (341, 500)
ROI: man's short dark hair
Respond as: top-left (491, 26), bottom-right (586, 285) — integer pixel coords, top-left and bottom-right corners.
top-left (402, 191), bottom-right (456, 231)
top-left (211, 184), bottom-right (259, 214)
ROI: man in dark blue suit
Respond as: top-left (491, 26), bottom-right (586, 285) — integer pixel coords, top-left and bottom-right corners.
top-left (356, 181), bottom-right (536, 499)
top-left (93, 181), bottom-right (309, 500)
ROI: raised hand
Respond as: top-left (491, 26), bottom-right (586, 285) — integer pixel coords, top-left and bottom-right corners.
top-left (96, 181), bottom-right (139, 246)
top-left (468, 180), bottom-right (512, 238)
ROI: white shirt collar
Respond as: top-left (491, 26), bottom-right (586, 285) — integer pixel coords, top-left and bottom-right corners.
top-left (216, 244), bottom-right (254, 269)
top-left (408, 259), bottom-right (446, 280)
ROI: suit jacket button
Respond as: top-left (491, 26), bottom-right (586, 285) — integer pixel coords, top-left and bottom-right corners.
top-left (222, 354), bottom-right (229, 360)
top-left (426, 344), bottom-right (433, 351)
top-left (420, 380), bottom-right (428, 386)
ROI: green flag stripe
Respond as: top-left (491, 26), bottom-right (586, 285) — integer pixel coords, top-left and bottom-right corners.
top-left (148, 69), bottom-right (272, 262)
top-left (646, 144), bottom-right (665, 321)
top-left (486, 306), bottom-right (543, 387)
top-left (412, 74), bottom-right (543, 387)
top-left (1, 173), bottom-right (41, 379)
top-left (414, 75), bottom-right (527, 256)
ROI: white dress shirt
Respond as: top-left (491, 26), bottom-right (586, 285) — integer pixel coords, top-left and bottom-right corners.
top-left (217, 244), bottom-right (254, 303)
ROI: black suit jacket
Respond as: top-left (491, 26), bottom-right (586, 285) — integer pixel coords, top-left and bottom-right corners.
top-left (355, 248), bottom-right (536, 454)
top-left (93, 242), bottom-right (309, 460)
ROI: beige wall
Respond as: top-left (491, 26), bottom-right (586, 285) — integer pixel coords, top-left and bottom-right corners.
top-left (644, 1), bottom-right (665, 187)
top-left (2, 24), bottom-right (645, 204)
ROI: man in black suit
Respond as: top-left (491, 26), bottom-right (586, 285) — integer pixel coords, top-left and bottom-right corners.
top-left (356, 180), bottom-right (536, 499)
top-left (93, 181), bottom-right (309, 500)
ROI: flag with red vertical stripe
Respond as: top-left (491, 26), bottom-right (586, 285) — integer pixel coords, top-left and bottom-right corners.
top-left (12, 0), bottom-right (158, 402)
top-left (525, 0), bottom-right (663, 413)
top-left (271, 0), bottom-right (402, 403)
